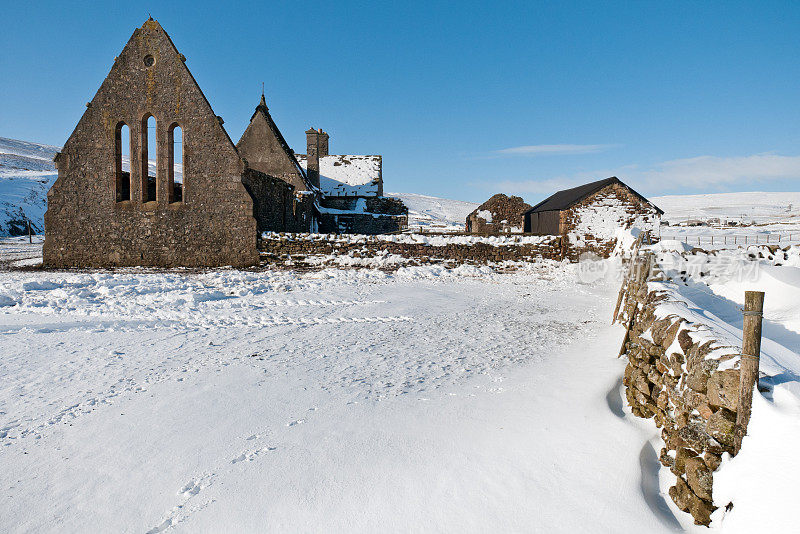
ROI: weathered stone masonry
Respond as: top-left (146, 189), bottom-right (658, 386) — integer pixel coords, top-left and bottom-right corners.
top-left (44, 19), bottom-right (262, 267)
top-left (618, 252), bottom-right (747, 525)
top-left (559, 181), bottom-right (660, 237)
top-left (258, 233), bottom-right (567, 267)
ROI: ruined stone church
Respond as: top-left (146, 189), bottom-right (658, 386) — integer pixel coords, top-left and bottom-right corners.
top-left (43, 18), bottom-right (406, 268)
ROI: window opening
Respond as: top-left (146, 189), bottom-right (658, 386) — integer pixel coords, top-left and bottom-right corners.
top-left (168, 124), bottom-right (183, 203)
top-left (115, 122), bottom-right (131, 201)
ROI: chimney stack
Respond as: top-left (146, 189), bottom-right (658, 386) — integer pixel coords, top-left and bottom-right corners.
top-left (305, 128), bottom-right (329, 188)
top-left (318, 128), bottom-right (329, 157)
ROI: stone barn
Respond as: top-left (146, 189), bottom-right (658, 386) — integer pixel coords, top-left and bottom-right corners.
top-left (43, 18), bottom-right (311, 268)
top-left (466, 194), bottom-right (531, 234)
top-left (523, 177), bottom-right (662, 237)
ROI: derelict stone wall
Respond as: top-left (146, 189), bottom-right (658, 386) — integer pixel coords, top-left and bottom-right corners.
top-left (317, 213), bottom-right (408, 235)
top-left (43, 19), bottom-right (258, 268)
top-left (466, 194), bottom-right (532, 234)
top-left (236, 102), bottom-right (309, 193)
top-left (259, 233), bottom-right (566, 266)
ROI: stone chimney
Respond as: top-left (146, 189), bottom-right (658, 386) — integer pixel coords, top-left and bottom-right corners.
top-left (318, 129), bottom-right (329, 157)
top-left (305, 128), bottom-right (328, 188)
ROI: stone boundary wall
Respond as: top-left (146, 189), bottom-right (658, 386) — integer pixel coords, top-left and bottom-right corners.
top-left (258, 233), bottom-right (569, 265)
top-left (617, 253), bottom-right (743, 525)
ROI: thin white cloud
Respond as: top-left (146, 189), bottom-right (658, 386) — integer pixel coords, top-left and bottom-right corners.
top-left (494, 144), bottom-right (619, 156)
top-left (638, 153), bottom-right (800, 188)
top-left (473, 153), bottom-right (800, 197)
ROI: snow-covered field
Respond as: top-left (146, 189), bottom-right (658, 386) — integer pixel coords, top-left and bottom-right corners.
top-left (653, 191), bottom-right (800, 226)
top-left (653, 192), bottom-right (800, 249)
top-left (2, 235), bottom-right (799, 532)
top-left (0, 239), bottom-right (716, 533)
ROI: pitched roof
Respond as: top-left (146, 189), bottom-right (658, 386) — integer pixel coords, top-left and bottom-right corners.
top-left (295, 154), bottom-right (381, 196)
top-left (250, 94), bottom-right (308, 182)
top-left (524, 177), bottom-right (664, 215)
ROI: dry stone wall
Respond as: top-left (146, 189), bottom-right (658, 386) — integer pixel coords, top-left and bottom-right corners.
top-left (259, 233), bottom-right (567, 267)
top-left (618, 253), bottom-right (744, 526)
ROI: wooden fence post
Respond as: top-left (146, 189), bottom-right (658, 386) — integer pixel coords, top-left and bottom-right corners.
top-left (617, 252), bottom-right (651, 357)
top-left (733, 291), bottom-right (765, 455)
top-left (27, 219), bottom-right (32, 244)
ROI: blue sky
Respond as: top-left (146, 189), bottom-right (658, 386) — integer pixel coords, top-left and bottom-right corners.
top-left (2, 1), bottom-right (799, 204)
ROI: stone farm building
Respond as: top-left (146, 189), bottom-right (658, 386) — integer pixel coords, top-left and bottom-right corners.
top-left (466, 194), bottom-right (532, 234)
top-left (43, 18), bottom-right (406, 268)
top-left (523, 177), bottom-right (663, 237)
top-left (294, 131), bottom-right (407, 234)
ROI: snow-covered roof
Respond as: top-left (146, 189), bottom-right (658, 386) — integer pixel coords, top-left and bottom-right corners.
top-left (295, 154), bottom-right (381, 197)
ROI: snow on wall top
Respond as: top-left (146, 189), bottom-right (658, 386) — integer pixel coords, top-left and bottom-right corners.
top-left (295, 155), bottom-right (381, 196)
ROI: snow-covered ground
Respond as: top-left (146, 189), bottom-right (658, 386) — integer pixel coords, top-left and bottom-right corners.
top-left (1, 244), bottom-right (799, 531)
top-left (0, 239), bottom-right (718, 533)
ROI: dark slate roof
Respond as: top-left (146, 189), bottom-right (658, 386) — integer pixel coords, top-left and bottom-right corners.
top-left (251, 94), bottom-right (309, 183)
top-left (524, 177), bottom-right (664, 215)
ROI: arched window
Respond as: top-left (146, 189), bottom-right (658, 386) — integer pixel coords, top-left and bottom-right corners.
top-left (141, 114), bottom-right (157, 202)
top-left (168, 124), bottom-right (183, 203)
top-left (114, 122), bottom-right (131, 202)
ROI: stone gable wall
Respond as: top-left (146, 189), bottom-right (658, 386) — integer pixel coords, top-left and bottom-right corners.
top-left (560, 182), bottom-right (660, 236)
top-left (43, 20), bottom-right (258, 267)
top-left (236, 108), bottom-right (309, 193)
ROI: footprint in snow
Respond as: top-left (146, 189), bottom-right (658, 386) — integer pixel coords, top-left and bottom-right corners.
top-left (180, 479), bottom-right (204, 497)
top-left (286, 419), bottom-right (305, 427)
top-left (231, 447), bottom-right (277, 464)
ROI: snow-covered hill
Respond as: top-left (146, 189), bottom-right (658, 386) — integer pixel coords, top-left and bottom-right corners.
top-left (652, 192), bottom-right (800, 226)
top-left (386, 192), bottom-right (477, 230)
top-left (0, 137), bottom-right (59, 236)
